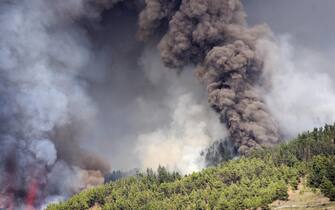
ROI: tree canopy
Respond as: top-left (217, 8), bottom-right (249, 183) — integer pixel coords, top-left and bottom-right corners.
top-left (48, 124), bottom-right (335, 210)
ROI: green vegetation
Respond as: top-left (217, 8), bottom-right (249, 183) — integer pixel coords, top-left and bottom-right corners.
top-left (47, 124), bottom-right (335, 210)
top-left (308, 155), bottom-right (335, 200)
top-left (270, 178), bottom-right (335, 209)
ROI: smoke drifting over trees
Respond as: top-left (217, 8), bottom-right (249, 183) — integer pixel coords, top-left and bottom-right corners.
top-left (1, 0), bottom-right (335, 208)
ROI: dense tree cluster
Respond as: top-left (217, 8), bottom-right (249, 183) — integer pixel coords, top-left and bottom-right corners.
top-left (308, 155), bottom-right (335, 200)
top-left (250, 124), bottom-right (335, 165)
top-left (48, 124), bottom-right (335, 210)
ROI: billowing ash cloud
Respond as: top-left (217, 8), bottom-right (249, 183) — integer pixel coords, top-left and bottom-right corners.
top-left (138, 0), bottom-right (280, 155)
top-left (0, 0), bottom-right (111, 208)
top-left (0, 0), bottom-right (223, 208)
top-left (1, 0), bottom-right (335, 208)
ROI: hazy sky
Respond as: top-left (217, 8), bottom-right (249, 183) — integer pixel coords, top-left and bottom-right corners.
top-left (243, 0), bottom-right (335, 50)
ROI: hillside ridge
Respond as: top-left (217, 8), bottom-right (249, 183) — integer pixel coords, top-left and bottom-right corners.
top-left (47, 124), bottom-right (335, 210)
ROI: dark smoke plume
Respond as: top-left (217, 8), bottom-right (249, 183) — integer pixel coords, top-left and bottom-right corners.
top-left (138, 0), bottom-right (280, 155)
top-left (1, 0), bottom-right (315, 208)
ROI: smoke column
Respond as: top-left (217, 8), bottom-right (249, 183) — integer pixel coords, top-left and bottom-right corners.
top-left (138, 0), bottom-right (280, 155)
top-left (0, 0), bottom-right (223, 208)
top-left (1, 0), bottom-right (335, 208)
top-left (0, 0), bottom-right (114, 208)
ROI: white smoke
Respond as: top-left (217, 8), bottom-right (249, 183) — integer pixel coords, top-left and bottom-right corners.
top-left (136, 93), bottom-right (225, 174)
top-left (134, 48), bottom-right (226, 174)
top-left (30, 139), bottom-right (57, 166)
top-left (0, 0), bottom-right (98, 208)
top-left (258, 36), bottom-right (335, 138)
top-left (3, 0), bottom-right (335, 208)
top-left (40, 196), bottom-right (64, 210)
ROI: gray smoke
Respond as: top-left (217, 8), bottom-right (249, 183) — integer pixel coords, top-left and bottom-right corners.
top-left (138, 0), bottom-right (280, 155)
top-left (1, 0), bottom-right (335, 208)
top-left (243, 0), bottom-right (335, 139)
top-left (0, 0), bottom-right (112, 208)
top-left (0, 0), bottom-right (223, 208)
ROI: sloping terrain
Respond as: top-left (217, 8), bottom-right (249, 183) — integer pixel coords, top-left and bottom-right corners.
top-left (47, 124), bottom-right (335, 210)
top-left (271, 179), bottom-right (335, 210)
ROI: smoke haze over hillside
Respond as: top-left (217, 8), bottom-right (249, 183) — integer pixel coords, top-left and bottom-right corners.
top-left (1, 0), bottom-right (335, 209)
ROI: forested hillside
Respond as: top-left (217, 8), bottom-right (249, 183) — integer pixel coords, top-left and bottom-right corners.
top-left (47, 124), bottom-right (335, 210)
